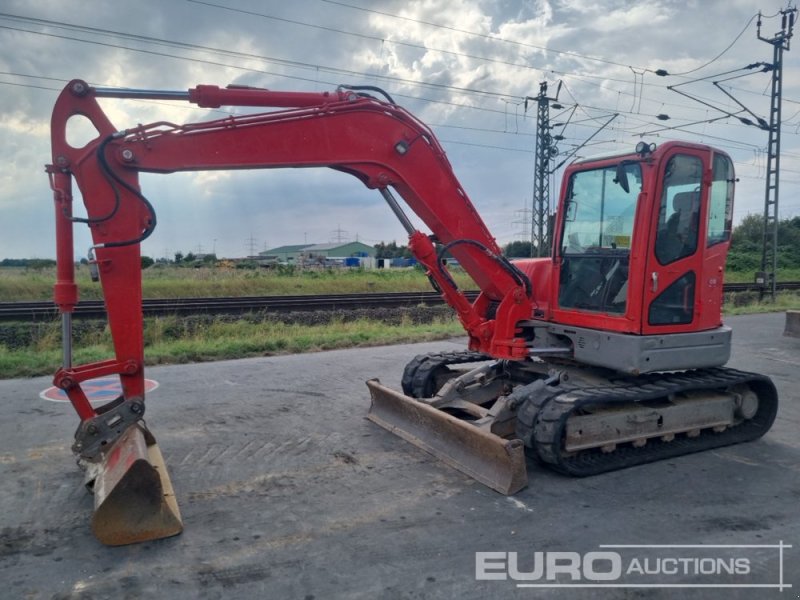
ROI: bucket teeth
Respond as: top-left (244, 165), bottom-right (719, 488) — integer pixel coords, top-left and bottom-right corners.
top-left (87, 423), bottom-right (182, 546)
top-left (366, 379), bottom-right (527, 495)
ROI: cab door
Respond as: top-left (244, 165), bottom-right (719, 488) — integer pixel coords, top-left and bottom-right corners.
top-left (642, 148), bottom-right (733, 334)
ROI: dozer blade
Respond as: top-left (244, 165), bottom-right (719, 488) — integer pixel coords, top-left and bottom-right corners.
top-left (366, 379), bottom-right (527, 495)
top-left (89, 423), bottom-right (182, 546)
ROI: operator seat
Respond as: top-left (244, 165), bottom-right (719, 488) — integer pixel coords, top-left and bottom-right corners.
top-left (656, 191), bottom-right (699, 264)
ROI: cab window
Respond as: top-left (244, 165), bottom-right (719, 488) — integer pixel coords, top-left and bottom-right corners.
top-left (654, 154), bottom-right (702, 265)
top-left (707, 154), bottom-right (734, 247)
top-left (558, 163), bottom-right (641, 314)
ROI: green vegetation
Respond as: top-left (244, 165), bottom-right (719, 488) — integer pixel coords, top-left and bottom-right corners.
top-left (0, 265), bottom-right (475, 302)
top-left (726, 215), bottom-right (800, 277)
top-left (503, 240), bottom-right (536, 258)
top-left (724, 291), bottom-right (800, 315)
top-left (724, 215), bottom-right (800, 283)
top-left (2, 216), bottom-right (797, 301)
top-left (0, 312), bottom-right (464, 378)
top-left (3, 288), bottom-right (797, 379)
top-left (1, 216), bottom-right (798, 379)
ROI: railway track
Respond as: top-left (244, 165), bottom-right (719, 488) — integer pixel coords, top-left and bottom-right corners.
top-left (1, 283), bottom-right (797, 322)
top-left (0, 291), bottom-right (480, 322)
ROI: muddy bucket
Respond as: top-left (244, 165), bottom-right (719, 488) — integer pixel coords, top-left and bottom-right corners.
top-left (366, 379), bottom-right (527, 495)
top-left (86, 423), bottom-right (182, 546)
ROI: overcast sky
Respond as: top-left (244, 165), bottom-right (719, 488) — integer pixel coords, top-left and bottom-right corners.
top-left (1, 0), bottom-right (798, 259)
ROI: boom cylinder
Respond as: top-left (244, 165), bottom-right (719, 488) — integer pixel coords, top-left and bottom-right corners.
top-left (50, 170), bottom-right (78, 314)
top-left (92, 84), bottom-right (347, 109)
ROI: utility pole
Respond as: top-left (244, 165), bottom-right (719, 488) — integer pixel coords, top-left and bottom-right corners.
top-left (513, 197), bottom-right (532, 241)
top-left (526, 82), bottom-right (563, 257)
top-left (244, 234), bottom-right (259, 257)
top-left (757, 5), bottom-right (796, 300)
top-left (330, 225), bottom-right (349, 244)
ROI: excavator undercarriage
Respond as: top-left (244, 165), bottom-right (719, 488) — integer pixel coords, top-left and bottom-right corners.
top-left (367, 351), bottom-right (778, 493)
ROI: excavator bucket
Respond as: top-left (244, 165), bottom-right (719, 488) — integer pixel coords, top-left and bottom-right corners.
top-left (87, 423), bottom-right (182, 546)
top-left (365, 379), bottom-right (527, 495)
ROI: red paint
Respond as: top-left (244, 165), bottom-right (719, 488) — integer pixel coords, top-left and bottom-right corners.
top-left (46, 81), bottom-right (734, 424)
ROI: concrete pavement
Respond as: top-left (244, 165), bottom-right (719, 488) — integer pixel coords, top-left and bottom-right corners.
top-left (0, 312), bottom-right (798, 599)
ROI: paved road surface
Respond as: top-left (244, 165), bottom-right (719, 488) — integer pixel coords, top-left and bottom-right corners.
top-left (1, 312), bottom-right (798, 599)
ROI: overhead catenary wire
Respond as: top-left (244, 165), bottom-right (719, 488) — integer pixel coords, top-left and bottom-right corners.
top-left (0, 7), bottom-right (763, 120)
top-left (0, 9), bottom-right (784, 140)
top-left (0, 11), bottom-right (652, 101)
top-left (1, 73), bottom-right (773, 165)
top-left (659, 13), bottom-right (761, 76)
top-left (1, 5), bottom-right (796, 194)
top-left (0, 48), bottom-right (760, 157)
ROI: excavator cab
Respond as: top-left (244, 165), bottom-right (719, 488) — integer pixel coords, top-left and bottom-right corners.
top-left (538, 142), bottom-right (738, 374)
top-left (552, 143), bottom-right (728, 331)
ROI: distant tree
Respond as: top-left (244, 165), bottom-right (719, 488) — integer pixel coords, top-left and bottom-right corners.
top-left (174, 251), bottom-right (184, 263)
top-left (778, 218), bottom-right (800, 268)
top-left (374, 241), bottom-right (410, 259)
top-left (141, 256), bottom-right (155, 269)
top-left (728, 215), bottom-right (800, 272)
top-left (26, 259), bottom-right (56, 270)
top-left (730, 214), bottom-right (762, 249)
top-left (503, 240), bottom-right (534, 258)
top-left (184, 252), bottom-right (196, 263)
top-left (0, 258), bottom-right (56, 268)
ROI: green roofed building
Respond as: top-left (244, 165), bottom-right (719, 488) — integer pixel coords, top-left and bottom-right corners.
top-left (259, 244), bottom-right (313, 263)
top-left (302, 242), bottom-right (376, 259)
top-left (260, 241), bottom-right (376, 264)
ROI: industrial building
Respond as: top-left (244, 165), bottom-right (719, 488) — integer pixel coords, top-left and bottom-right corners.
top-left (259, 241), bottom-right (376, 266)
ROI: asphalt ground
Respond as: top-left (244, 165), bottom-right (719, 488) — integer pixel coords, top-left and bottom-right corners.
top-left (0, 312), bottom-right (798, 599)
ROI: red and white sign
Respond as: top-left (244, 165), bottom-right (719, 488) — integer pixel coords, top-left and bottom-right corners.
top-left (40, 377), bottom-right (159, 404)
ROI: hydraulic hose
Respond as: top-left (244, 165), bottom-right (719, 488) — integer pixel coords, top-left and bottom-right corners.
top-left (92, 134), bottom-right (157, 249)
top-left (436, 239), bottom-right (533, 298)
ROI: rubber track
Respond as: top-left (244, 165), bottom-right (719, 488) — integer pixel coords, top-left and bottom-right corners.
top-left (522, 367), bottom-right (778, 477)
top-left (401, 350), bottom-right (492, 398)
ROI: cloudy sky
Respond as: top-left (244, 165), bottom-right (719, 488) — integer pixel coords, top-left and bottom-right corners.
top-left (1, 0), bottom-right (798, 260)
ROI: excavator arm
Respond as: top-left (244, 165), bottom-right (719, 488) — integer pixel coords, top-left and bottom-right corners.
top-left (46, 80), bottom-right (534, 543)
top-left (50, 81), bottom-right (532, 382)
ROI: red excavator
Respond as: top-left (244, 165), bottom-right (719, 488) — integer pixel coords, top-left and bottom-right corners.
top-left (47, 80), bottom-right (777, 545)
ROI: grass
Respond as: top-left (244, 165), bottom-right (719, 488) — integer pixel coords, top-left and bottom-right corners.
top-left (0, 265), bottom-right (475, 301)
top-left (3, 291), bottom-right (797, 379)
top-left (724, 290), bottom-right (800, 315)
top-left (1, 265), bottom-right (798, 380)
top-left (0, 313), bottom-right (465, 379)
top-left (3, 265), bottom-right (798, 301)
top-left (146, 316), bottom-right (462, 361)
top-left (723, 267), bottom-right (800, 284)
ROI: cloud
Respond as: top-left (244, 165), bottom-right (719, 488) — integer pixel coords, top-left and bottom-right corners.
top-left (0, 0), bottom-right (797, 261)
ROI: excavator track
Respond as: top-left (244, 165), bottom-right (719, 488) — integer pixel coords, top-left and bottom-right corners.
top-left (517, 367), bottom-right (778, 477)
top-left (401, 350), bottom-right (492, 398)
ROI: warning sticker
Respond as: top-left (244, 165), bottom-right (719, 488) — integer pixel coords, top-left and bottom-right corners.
top-left (40, 377), bottom-right (159, 404)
